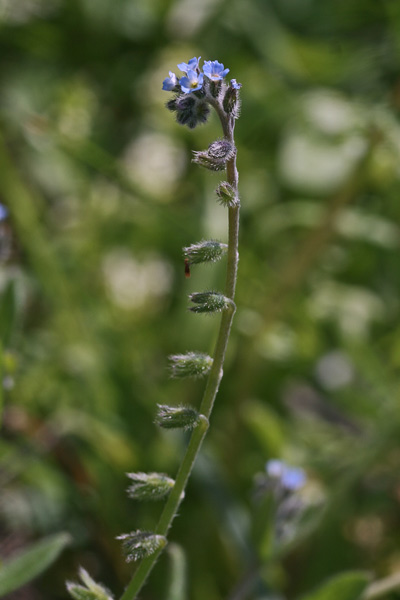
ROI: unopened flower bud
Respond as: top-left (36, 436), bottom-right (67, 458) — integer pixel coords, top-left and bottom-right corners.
top-left (192, 150), bottom-right (225, 171)
top-left (117, 531), bottom-right (167, 563)
top-left (166, 97), bottom-right (178, 112)
top-left (216, 181), bottom-right (239, 207)
top-left (192, 139), bottom-right (236, 171)
top-left (66, 568), bottom-right (114, 600)
top-left (176, 95), bottom-right (196, 111)
top-left (155, 404), bottom-right (200, 430)
top-left (194, 99), bottom-right (210, 124)
top-left (223, 79), bottom-right (242, 118)
top-left (162, 71), bottom-right (179, 92)
top-left (175, 95), bottom-right (197, 128)
top-left (189, 291), bottom-right (230, 314)
top-left (208, 79), bottom-right (222, 98)
top-left (183, 240), bottom-right (228, 265)
top-left (126, 472), bottom-right (175, 501)
top-left (167, 95), bottom-right (210, 129)
top-left (169, 352), bottom-right (213, 378)
top-left (208, 138), bottom-right (236, 161)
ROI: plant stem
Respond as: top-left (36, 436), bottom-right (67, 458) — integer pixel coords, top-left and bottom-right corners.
top-left (120, 416), bottom-right (209, 600)
top-left (119, 105), bottom-right (240, 600)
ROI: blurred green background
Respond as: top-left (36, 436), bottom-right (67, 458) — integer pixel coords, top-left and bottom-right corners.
top-left (2, 0), bottom-right (400, 599)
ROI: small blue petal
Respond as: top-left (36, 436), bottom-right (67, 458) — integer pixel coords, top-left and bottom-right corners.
top-left (203, 60), bottom-right (229, 81)
top-left (230, 79), bottom-right (242, 90)
top-left (266, 459), bottom-right (306, 491)
top-left (178, 57), bottom-right (201, 74)
top-left (162, 71), bottom-right (178, 91)
top-left (188, 56), bottom-right (201, 69)
top-left (177, 62), bottom-right (189, 73)
top-left (282, 467), bottom-right (306, 491)
top-left (179, 70), bottom-right (204, 93)
top-left (266, 459), bottom-right (285, 478)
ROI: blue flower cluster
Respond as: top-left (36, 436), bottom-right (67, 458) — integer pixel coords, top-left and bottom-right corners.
top-left (162, 56), bottom-right (241, 94)
top-left (266, 459), bottom-right (306, 492)
top-left (163, 56), bottom-right (242, 129)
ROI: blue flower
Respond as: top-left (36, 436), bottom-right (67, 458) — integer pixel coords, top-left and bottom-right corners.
top-left (203, 60), bottom-right (229, 81)
top-left (266, 459), bottom-right (306, 491)
top-left (179, 70), bottom-right (204, 94)
top-left (162, 71), bottom-right (178, 91)
top-left (0, 203), bottom-right (8, 221)
top-left (177, 57), bottom-right (201, 74)
top-left (230, 79), bottom-right (242, 90)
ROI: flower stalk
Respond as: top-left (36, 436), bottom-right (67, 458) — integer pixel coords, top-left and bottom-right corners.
top-left (118, 59), bottom-right (241, 600)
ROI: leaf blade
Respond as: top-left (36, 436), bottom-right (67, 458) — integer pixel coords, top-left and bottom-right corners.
top-left (0, 532), bottom-right (71, 596)
top-left (300, 571), bottom-right (371, 600)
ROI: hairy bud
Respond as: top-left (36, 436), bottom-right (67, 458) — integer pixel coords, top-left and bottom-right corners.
top-left (192, 150), bottom-right (225, 171)
top-left (223, 79), bottom-right (242, 118)
top-left (189, 291), bottom-right (230, 314)
top-left (169, 352), bottom-right (213, 378)
top-left (155, 404), bottom-right (200, 430)
top-left (208, 79), bottom-right (222, 98)
top-left (126, 472), bottom-right (175, 501)
top-left (66, 568), bottom-right (114, 600)
top-left (208, 138), bottom-right (236, 161)
top-left (117, 531), bottom-right (167, 563)
top-left (216, 181), bottom-right (239, 207)
top-left (193, 138), bottom-right (236, 171)
top-left (184, 240), bottom-right (228, 265)
top-left (166, 94), bottom-right (210, 129)
top-left (166, 97), bottom-right (179, 112)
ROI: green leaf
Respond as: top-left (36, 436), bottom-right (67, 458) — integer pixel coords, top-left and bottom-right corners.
top-left (299, 571), bottom-right (371, 600)
top-left (0, 532), bottom-right (71, 597)
top-left (166, 543), bottom-right (187, 600)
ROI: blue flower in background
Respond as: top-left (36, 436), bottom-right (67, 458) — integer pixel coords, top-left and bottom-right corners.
top-left (162, 71), bottom-right (178, 91)
top-left (179, 70), bottom-right (204, 94)
top-left (0, 203), bottom-right (8, 221)
top-left (203, 60), bottom-right (229, 81)
top-left (230, 79), bottom-right (242, 90)
top-left (266, 459), bottom-right (306, 491)
top-left (177, 57), bottom-right (201, 74)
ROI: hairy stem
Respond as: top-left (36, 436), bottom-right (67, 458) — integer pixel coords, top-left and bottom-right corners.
top-left (119, 101), bottom-right (240, 600)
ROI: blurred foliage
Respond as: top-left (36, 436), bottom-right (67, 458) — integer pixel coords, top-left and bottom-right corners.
top-left (1, 0), bottom-right (400, 599)
top-left (0, 533), bottom-right (71, 596)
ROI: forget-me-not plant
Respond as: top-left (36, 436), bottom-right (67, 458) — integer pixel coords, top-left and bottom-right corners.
top-left (254, 459), bottom-right (307, 552)
top-left (67, 56), bottom-right (241, 600)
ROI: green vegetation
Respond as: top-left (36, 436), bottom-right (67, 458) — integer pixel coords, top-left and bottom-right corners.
top-left (1, 1), bottom-right (400, 599)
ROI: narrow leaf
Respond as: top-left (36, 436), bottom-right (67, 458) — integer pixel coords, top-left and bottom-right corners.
top-left (0, 532), bottom-right (71, 596)
top-left (300, 571), bottom-right (371, 600)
